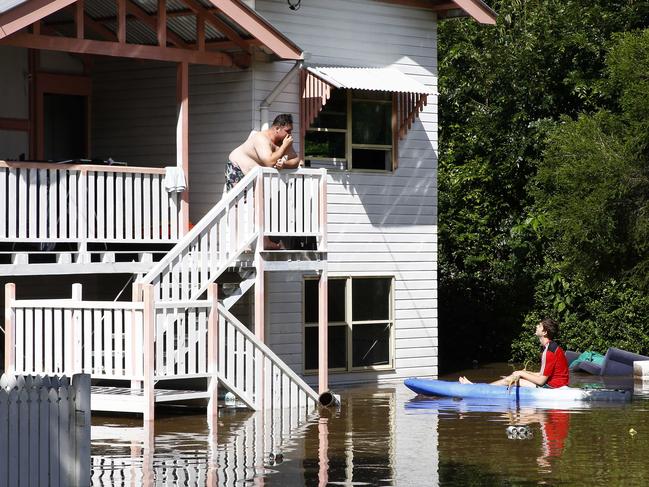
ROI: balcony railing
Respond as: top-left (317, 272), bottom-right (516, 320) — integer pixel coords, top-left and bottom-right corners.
top-left (0, 161), bottom-right (183, 245)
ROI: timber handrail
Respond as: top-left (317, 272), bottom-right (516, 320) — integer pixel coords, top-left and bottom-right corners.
top-left (0, 160), bottom-right (167, 175)
top-left (138, 166), bottom-right (260, 288)
top-left (218, 303), bottom-right (319, 404)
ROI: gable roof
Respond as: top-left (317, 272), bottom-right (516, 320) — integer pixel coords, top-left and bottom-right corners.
top-left (378, 0), bottom-right (496, 25)
top-left (0, 0), bottom-right (303, 61)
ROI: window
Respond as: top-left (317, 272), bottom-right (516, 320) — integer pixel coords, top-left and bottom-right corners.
top-left (304, 276), bottom-right (394, 372)
top-left (305, 90), bottom-right (394, 172)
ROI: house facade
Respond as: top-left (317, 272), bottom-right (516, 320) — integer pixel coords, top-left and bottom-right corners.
top-left (0, 0), bottom-right (495, 413)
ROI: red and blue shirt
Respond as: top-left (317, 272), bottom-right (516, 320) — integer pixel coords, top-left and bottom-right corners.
top-left (540, 341), bottom-right (569, 388)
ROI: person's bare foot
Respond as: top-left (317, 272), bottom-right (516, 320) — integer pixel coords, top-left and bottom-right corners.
top-left (263, 237), bottom-right (285, 250)
top-left (458, 376), bottom-right (473, 384)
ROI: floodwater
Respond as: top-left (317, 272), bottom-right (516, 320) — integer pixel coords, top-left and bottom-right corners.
top-left (91, 364), bottom-right (649, 486)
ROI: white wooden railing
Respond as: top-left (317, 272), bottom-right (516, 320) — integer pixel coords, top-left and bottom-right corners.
top-left (218, 304), bottom-right (319, 411)
top-left (139, 166), bottom-right (327, 301)
top-left (0, 373), bottom-right (91, 487)
top-left (5, 283), bottom-right (318, 417)
top-left (0, 161), bottom-right (182, 244)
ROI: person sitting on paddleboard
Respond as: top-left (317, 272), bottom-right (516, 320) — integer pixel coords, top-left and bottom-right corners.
top-left (459, 318), bottom-right (570, 388)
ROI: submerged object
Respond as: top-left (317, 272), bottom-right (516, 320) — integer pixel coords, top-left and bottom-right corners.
top-left (404, 378), bottom-right (631, 402)
top-left (577, 347), bottom-right (649, 376)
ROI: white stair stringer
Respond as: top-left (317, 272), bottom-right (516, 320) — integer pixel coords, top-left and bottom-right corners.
top-left (221, 273), bottom-right (256, 311)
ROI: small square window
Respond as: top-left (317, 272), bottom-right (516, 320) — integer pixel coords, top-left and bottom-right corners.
top-left (352, 278), bottom-right (391, 321)
top-left (304, 278), bottom-right (346, 323)
top-left (305, 325), bottom-right (347, 370)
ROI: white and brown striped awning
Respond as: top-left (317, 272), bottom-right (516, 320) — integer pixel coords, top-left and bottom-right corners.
top-left (301, 66), bottom-right (435, 140)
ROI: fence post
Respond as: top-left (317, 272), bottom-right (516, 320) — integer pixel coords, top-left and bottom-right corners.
top-left (77, 168), bottom-right (89, 263)
top-left (131, 283), bottom-right (143, 391)
top-left (142, 284), bottom-right (155, 423)
top-left (72, 373), bottom-right (91, 486)
top-left (318, 168), bottom-right (327, 252)
top-left (207, 283), bottom-right (218, 424)
top-left (69, 284), bottom-right (83, 373)
top-left (4, 283), bottom-right (16, 374)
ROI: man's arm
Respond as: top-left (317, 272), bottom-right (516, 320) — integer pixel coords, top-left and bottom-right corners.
top-left (253, 133), bottom-right (292, 167)
top-left (275, 145), bottom-right (302, 169)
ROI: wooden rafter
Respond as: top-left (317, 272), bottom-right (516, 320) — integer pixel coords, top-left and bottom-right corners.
top-left (180, 0), bottom-right (249, 52)
top-left (125, 0), bottom-right (189, 49)
top-left (0, 32), bottom-right (234, 66)
top-left (75, 0), bottom-right (84, 38)
top-left (0, 0), bottom-right (77, 39)
top-left (117, 0), bottom-right (126, 43)
top-left (207, 0), bottom-right (302, 60)
top-left (375, 0), bottom-right (496, 24)
top-left (157, 0), bottom-right (166, 46)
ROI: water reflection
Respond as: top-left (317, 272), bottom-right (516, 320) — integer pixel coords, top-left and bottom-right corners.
top-left (91, 372), bottom-right (649, 486)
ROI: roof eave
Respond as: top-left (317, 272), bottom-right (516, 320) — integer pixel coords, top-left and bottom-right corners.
top-left (450, 0), bottom-right (496, 25)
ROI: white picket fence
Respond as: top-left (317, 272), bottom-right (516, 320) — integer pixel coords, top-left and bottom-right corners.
top-left (0, 161), bottom-right (182, 244)
top-left (0, 373), bottom-right (91, 487)
top-left (139, 166), bottom-right (327, 302)
top-left (5, 283), bottom-right (319, 421)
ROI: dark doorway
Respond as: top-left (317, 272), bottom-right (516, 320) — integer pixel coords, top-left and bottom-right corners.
top-left (43, 93), bottom-right (87, 161)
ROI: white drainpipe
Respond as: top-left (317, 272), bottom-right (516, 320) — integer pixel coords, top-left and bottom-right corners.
top-left (260, 60), bottom-right (304, 130)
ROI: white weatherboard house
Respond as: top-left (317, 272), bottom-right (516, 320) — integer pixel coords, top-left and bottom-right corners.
top-left (0, 0), bottom-right (495, 421)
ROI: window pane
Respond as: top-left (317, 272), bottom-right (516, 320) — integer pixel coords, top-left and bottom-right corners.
top-left (352, 100), bottom-right (391, 145)
top-left (305, 326), bottom-right (347, 370)
top-left (352, 278), bottom-right (391, 321)
top-left (310, 89), bottom-right (347, 129)
top-left (305, 131), bottom-right (346, 159)
top-left (351, 148), bottom-right (391, 171)
top-left (352, 323), bottom-right (390, 367)
top-left (305, 278), bottom-right (346, 323)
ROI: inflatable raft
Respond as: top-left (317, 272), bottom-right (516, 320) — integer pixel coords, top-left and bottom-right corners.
top-left (404, 378), bottom-right (631, 402)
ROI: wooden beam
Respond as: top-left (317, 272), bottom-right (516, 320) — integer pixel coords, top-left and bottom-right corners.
top-left (181, 0), bottom-right (249, 52)
top-left (0, 0), bottom-right (77, 39)
top-left (125, 0), bottom-right (190, 49)
top-left (451, 0), bottom-right (497, 24)
top-left (117, 0), bottom-right (126, 43)
top-left (82, 12), bottom-right (118, 41)
top-left (196, 14), bottom-right (205, 51)
top-left (76, 0), bottom-right (84, 38)
top-left (207, 0), bottom-right (302, 60)
top-left (0, 118), bottom-right (29, 132)
top-left (157, 0), bottom-right (166, 46)
top-left (176, 62), bottom-right (189, 235)
top-left (0, 32), bottom-right (234, 66)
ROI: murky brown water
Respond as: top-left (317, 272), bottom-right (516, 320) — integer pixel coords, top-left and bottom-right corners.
top-left (91, 364), bottom-right (649, 486)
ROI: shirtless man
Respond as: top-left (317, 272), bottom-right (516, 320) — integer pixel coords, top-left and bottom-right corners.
top-left (226, 113), bottom-right (301, 190)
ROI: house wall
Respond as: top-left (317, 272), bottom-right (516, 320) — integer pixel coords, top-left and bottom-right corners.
top-left (91, 59), bottom-right (253, 220)
top-left (0, 46), bottom-right (28, 160)
top-left (255, 0), bottom-right (439, 384)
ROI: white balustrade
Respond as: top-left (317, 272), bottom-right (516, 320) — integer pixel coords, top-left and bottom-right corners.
top-left (0, 161), bottom-right (181, 244)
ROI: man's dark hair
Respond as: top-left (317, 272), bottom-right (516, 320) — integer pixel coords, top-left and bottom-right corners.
top-left (540, 318), bottom-right (559, 340)
top-left (272, 114), bottom-right (293, 127)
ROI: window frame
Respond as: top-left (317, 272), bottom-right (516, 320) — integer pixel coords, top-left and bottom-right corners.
top-left (303, 275), bottom-right (395, 374)
top-left (305, 90), bottom-right (397, 173)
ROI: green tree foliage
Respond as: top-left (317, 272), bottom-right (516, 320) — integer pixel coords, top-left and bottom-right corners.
top-left (512, 29), bottom-right (649, 361)
top-left (438, 1), bottom-right (649, 367)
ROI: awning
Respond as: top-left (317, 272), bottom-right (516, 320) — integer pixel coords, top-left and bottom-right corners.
top-left (301, 66), bottom-right (434, 140)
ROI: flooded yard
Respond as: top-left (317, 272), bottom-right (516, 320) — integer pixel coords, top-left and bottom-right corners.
top-left (91, 365), bottom-right (649, 486)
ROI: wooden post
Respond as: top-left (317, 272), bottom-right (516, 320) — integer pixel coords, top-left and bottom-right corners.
top-left (75, 0), bottom-right (85, 39)
top-left (72, 374), bottom-right (91, 486)
top-left (318, 168), bottom-right (327, 252)
top-left (131, 283), bottom-right (142, 390)
top-left (254, 173), bottom-right (265, 342)
top-left (70, 283), bottom-right (83, 373)
top-left (207, 283), bottom-right (219, 423)
top-left (142, 284), bottom-right (155, 423)
top-left (318, 269), bottom-right (328, 394)
top-left (4, 283), bottom-right (16, 374)
top-left (117, 0), bottom-right (126, 43)
top-left (176, 61), bottom-right (190, 235)
top-left (157, 0), bottom-right (167, 47)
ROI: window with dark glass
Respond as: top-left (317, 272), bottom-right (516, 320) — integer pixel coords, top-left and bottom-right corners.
top-left (305, 90), bottom-right (393, 172)
top-left (304, 276), bottom-right (393, 372)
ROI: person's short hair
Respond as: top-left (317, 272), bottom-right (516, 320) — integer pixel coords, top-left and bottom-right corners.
top-left (272, 114), bottom-right (293, 127)
top-left (540, 318), bottom-right (559, 340)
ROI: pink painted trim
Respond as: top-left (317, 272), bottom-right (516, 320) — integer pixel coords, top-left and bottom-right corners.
top-left (0, 0), bottom-right (77, 40)
top-left (0, 160), bottom-right (167, 174)
top-left (318, 270), bottom-right (328, 394)
top-left (254, 174), bottom-right (265, 342)
top-left (207, 283), bottom-right (219, 421)
top-left (157, 0), bottom-right (167, 46)
top-left (449, 0), bottom-right (496, 24)
top-left (0, 32), bottom-right (233, 66)
top-left (4, 283), bottom-right (16, 374)
top-left (176, 62), bottom-right (190, 235)
top-left (207, 0), bottom-right (302, 60)
top-left (142, 284), bottom-right (155, 422)
top-left (0, 117), bottom-right (29, 132)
